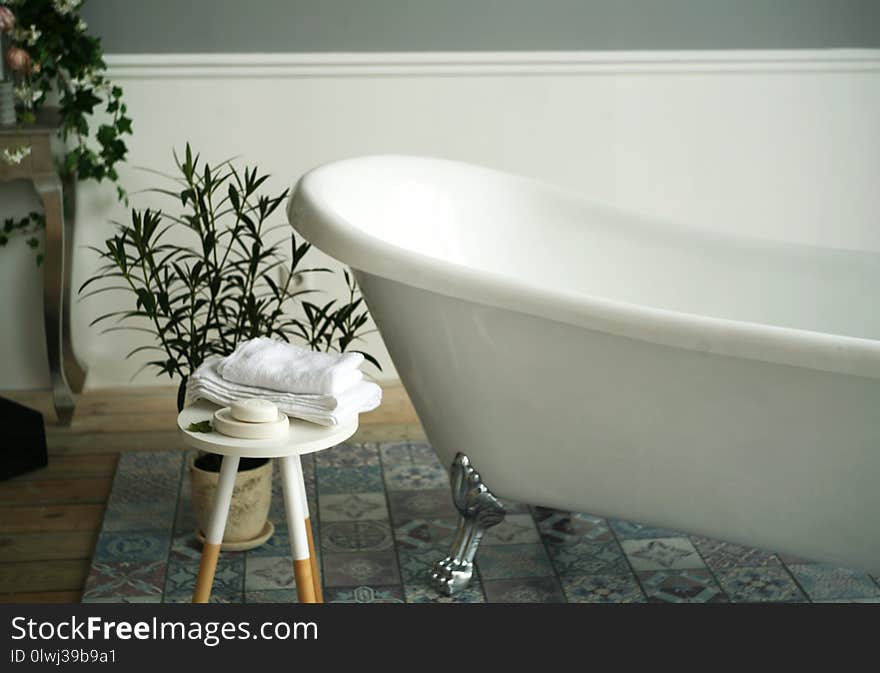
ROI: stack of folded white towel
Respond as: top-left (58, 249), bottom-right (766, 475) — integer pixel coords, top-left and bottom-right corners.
top-left (186, 337), bottom-right (382, 426)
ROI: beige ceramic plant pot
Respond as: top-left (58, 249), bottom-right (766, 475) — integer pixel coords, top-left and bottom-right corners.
top-left (189, 454), bottom-right (273, 548)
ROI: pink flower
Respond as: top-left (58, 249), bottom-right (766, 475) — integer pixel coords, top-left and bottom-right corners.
top-left (5, 46), bottom-right (32, 74)
top-left (0, 7), bottom-right (15, 34)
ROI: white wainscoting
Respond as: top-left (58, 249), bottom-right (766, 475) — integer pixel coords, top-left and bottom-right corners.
top-left (2, 49), bottom-right (879, 390)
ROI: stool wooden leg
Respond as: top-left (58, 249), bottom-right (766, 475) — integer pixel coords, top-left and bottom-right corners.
top-left (193, 455), bottom-right (239, 603)
top-left (279, 455), bottom-right (316, 603)
top-left (304, 518), bottom-right (322, 602)
top-left (301, 473), bottom-right (323, 602)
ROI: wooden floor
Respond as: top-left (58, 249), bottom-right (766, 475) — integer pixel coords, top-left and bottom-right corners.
top-left (0, 383), bottom-right (422, 603)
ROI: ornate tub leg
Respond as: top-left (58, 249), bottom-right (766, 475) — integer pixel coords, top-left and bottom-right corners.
top-left (430, 453), bottom-right (505, 595)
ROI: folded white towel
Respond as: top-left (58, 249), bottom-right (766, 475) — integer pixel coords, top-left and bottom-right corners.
top-left (217, 337), bottom-right (364, 396)
top-left (188, 355), bottom-right (381, 426)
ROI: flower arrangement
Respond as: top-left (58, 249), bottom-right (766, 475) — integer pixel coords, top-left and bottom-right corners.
top-left (0, 0), bottom-right (132, 260)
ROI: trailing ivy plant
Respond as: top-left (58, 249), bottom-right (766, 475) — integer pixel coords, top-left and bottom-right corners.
top-left (1, 210), bottom-right (45, 263)
top-left (80, 144), bottom-right (379, 394)
top-left (0, 0), bottom-right (132, 261)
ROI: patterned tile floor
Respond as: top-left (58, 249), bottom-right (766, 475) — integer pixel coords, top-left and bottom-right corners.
top-left (83, 443), bottom-right (880, 603)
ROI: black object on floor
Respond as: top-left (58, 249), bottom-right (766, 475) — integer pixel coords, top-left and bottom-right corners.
top-left (0, 396), bottom-right (47, 480)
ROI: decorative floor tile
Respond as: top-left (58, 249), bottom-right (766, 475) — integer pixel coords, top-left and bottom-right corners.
top-left (621, 537), bottom-right (705, 571)
top-left (610, 520), bottom-right (684, 540)
top-left (404, 580), bottom-right (485, 604)
top-left (788, 564), bottom-right (880, 601)
top-left (561, 574), bottom-right (645, 603)
top-left (715, 566), bottom-right (806, 603)
top-left (83, 596), bottom-right (163, 604)
top-left (397, 545), bottom-right (446, 584)
top-left (116, 451), bottom-right (183, 474)
top-left (296, 457), bottom-right (317, 499)
top-left (319, 492), bottom-right (389, 522)
top-left (321, 520), bottom-right (394, 553)
top-left (164, 556), bottom-right (244, 597)
top-left (110, 471), bottom-right (179, 505)
top-left (323, 551), bottom-right (400, 587)
top-left (692, 536), bottom-right (780, 569)
top-left (547, 539), bottom-right (630, 576)
top-left (317, 442), bottom-right (379, 468)
top-left (394, 519), bottom-right (457, 550)
top-left (82, 561), bottom-right (166, 601)
top-left (379, 441), bottom-right (441, 467)
top-left (172, 528), bottom-right (292, 564)
top-left (325, 585), bottom-right (405, 603)
top-left (169, 532), bottom-right (209, 562)
top-left (88, 443), bottom-right (880, 604)
top-left (777, 552), bottom-right (817, 565)
top-left (501, 500), bottom-right (531, 515)
top-left (476, 544), bottom-right (554, 580)
top-left (246, 555), bottom-right (295, 591)
top-left (382, 463), bottom-right (449, 491)
top-left (483, 514), bottom-right (541, 545)
top-left (534, 508), bottom-right (612, 544)
top-left (177, 474), bottom-right (191, 500)
top-left (270, 494), bottom-right (316, 522)
top-left (387, 489), bottom-right (456, 524)
top-left (173, 500), bottom-right (198, 534)
top-left (316, 466), bottom-right (383, 495)
top-left (103, 503), bottom-right (176, 532)
top-left (93, 530), bottom-right (170, 563)
top-left (483, 577), bottom-right (565, 603)
top-left (245, 589), bottom-right (299, 603)
top-left (244, 527), bottom-right (291, 558)
top-left (270, 464), bottom-right (316, 508)
top-left (639, 569), bottom-right (728, 603)
top-left (164, 591), bottom-right (241, 604)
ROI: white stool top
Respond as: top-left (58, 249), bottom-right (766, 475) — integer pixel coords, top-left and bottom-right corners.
top-left (177, 400), bottom-right (358, 458)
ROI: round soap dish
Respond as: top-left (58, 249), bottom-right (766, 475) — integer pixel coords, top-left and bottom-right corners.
top-left (213, 406), bottom-right (289, 439)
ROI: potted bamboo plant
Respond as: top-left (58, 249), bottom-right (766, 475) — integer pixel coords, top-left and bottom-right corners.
top-left (81, 144), bottom-right (378, 547)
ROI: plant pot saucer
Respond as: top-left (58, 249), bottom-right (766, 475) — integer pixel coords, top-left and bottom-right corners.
top-left (196, 520), bottom-right (274, 551)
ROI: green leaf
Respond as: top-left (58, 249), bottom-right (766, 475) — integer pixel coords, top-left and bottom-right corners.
top-left (187, 420), bottom-right (213, 433)
top-left (354, 350), bottom-right (383, 371)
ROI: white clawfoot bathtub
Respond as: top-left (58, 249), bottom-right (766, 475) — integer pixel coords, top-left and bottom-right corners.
top-left (289, 155), bottom-right (880, 575)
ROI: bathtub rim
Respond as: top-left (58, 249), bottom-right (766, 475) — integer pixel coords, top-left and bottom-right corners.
top-left (288, 155), bottom-right (880, 381)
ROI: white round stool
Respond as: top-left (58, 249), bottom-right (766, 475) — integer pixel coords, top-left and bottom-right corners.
top-left (177, 400), bottom-right (358, 603)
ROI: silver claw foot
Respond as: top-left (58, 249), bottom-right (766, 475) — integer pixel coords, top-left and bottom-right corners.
top-left (430, 453), bottom-right (505, 595)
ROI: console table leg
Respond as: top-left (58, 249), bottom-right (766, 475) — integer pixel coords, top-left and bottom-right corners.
top-left (60, 175), bottom-right (86, 393)
top-left (34, 175), bottom-right (75, 425)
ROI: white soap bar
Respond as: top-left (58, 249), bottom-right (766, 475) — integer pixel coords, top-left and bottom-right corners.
top-left (230, 398), bottom-right (279, 423)
top-left (214, 407), bottom-right (289, 440)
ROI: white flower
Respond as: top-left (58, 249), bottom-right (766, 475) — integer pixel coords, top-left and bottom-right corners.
top-left (2, 144), bottom-right (32, 165)
top-left (13, 81), bottom-right (44, 106)
top-left (77, 18), bottom-right (87, 32)
top-left (53, 0), bottom-right (82, 16)
top-left (10, 24), bottom-right (41, 45)
top-left (69, 68), bottom-right (97, 90)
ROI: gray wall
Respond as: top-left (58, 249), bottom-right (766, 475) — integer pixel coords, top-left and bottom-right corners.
top-left (83, 0), bottom-right (880, 53)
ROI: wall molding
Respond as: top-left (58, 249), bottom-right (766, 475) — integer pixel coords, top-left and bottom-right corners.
top-left (105, 49), bottom-right (880, 79)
